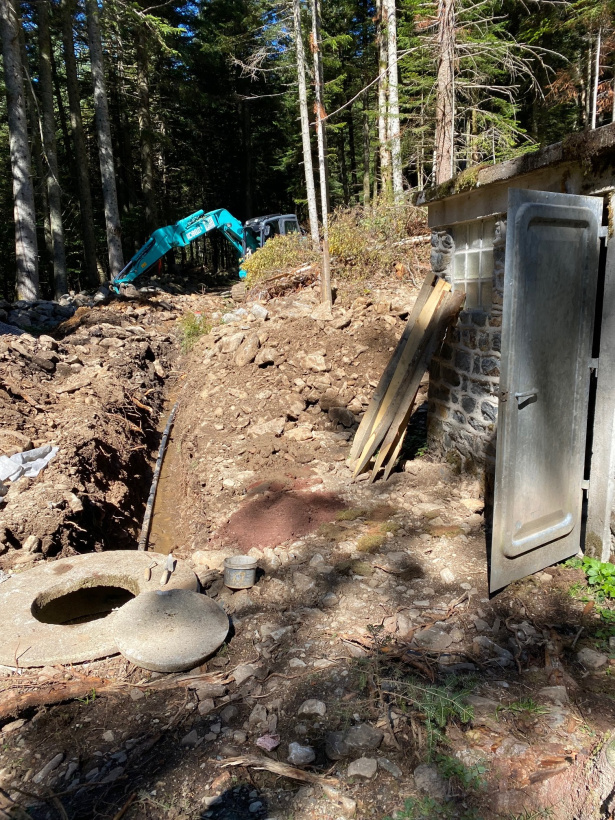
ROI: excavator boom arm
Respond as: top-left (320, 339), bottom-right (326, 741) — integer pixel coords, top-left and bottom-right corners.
top-left (111, 208), bottom-right (256, 289)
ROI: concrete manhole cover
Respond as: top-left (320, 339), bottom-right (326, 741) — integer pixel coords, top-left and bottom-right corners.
top-left (0, 551), bottom-right (197, 668)
top-left (111, 589), bottom-right (229, 672)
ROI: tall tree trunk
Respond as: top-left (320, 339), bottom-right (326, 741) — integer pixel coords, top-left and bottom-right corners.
top-left (241, 100), bottom-right (253, 219)
top-left (362, 95), bottom-right (371, 205)
top-left (346, 105), bottom-right (358, 201)
top-left (584, 38), bottom-right (592, 128)
top-left (50, 47), bottom-right (73, 165)
top-left (292, 0), bottom-right (319, 247)
top-left (85, 0), bottom-right (124, 279)
top-left (19, 25), bottom-right (52, 287)
top-left (591, 28), bottom-right (601, 130)
top-left (61, 0), bottom-right (100, 285)
top-left (0, 0), bottom-right (39, 299)
top-left (385, 0), bottom-right (402, 199)
top-left (310, 0), bottom-right (331, 306)
top-left (435, 0), bottom-right (455, 184)
top-left (376, 0), bottom-right (391, 197)
top-left (339, 127), bottom-right (349, 205)
top-left (135, 27), bottom-right (158, 235)
top-left (37, 0), bottom-right (68, 297)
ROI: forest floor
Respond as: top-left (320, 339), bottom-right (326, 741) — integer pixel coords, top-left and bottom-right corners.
top-left (0, 268), bottom-right (614, 820)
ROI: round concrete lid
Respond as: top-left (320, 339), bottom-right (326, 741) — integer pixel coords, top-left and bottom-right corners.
top-left (0, 551), bottom-right (197, 668)
top-left (111, 589), bottom-right (229, 672)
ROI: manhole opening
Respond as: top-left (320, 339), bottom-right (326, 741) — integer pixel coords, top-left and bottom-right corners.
top-left (32, 586), bottom-right (135, 625)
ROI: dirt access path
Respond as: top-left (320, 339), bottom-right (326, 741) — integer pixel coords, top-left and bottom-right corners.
top-left (0, 276), bottom-right (614, 820)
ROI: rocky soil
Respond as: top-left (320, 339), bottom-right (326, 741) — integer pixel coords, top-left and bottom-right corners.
top-left (0, 273), bottom-right (614, 820)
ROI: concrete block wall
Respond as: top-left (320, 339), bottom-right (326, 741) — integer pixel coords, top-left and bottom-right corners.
top-left (427, 219), bottom-right (506, 473)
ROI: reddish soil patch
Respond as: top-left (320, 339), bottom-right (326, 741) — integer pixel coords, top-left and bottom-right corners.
top-left (217, 488), bottom-right (346, 551)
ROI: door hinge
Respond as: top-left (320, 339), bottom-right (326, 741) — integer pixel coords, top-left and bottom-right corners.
top-left (581, 479), bottom-right (590, 491)
top-left (496, 390), bottom-right (509, 402)
top-left (590, 358), bottom-right (599, 374)
top-left (599, 226), bottom-right (608, 243)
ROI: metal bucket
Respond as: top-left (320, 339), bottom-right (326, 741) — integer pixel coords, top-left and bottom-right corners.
top-left (224, 555), bottom-right (258, 589)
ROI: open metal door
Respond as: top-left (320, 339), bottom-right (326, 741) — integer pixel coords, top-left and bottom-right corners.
top-left (490, 188), bottom-right (602, 592)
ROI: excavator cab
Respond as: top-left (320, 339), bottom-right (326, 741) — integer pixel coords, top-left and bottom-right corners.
top-left (242, 214), bottom-right (301, 255)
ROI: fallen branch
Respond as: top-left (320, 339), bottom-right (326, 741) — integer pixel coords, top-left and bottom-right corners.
top-left (0, 676), bottom-right (117, 720)
top-left (220, 755), bottom-right (339, 787)
top-left (391, 234), bottom-right (431, 247)
top-left (0, 671), bottom-right (230, 719)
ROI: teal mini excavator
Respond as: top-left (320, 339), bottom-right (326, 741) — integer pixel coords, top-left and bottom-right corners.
top-left (111, 208), bottom-right (301, 292)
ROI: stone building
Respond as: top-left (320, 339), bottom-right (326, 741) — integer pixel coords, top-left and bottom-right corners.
top-left (416, 122), bottom-right (615, 587)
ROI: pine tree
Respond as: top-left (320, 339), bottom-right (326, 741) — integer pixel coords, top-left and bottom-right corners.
top-left (0, 0), bottom-right (39, 299)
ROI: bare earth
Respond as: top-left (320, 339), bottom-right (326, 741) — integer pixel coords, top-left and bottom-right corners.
top-left (0, 273), bottom-right (614, 820)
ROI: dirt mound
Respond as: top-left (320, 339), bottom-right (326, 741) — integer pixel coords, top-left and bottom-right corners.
top-left (218, 487), bottom-right (345, 551)
top-left (0, 299), bottom-right (179, 568)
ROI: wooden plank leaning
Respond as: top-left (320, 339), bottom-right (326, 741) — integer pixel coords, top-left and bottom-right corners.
top-left (351, 278), bottom-right (450, 478)
top-left (372, 290), bottom-right (466, 482)
top-left (348, 272), bottom-right (439, 463)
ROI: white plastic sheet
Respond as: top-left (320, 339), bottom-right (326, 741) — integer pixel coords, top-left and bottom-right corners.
top-left (0, 444), bottom-right (59, 482)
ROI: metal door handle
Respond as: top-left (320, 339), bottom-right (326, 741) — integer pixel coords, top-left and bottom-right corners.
top-left (514, 388), bottom-right (538, 403)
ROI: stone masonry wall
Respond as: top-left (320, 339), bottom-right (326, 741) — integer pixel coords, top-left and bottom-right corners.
top-left (427, 218), bottom-right (506, 474)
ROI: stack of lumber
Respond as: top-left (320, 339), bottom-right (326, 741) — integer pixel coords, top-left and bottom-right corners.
top-left (348, 273), bottom-right (465, 483)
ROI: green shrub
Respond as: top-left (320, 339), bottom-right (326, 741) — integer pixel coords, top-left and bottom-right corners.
top-left (179, 311), bottom-right (211, 352)
top-left (242, 198), bottom-right (429, 287)
top-left (242, 234), bottom-right (318, 288)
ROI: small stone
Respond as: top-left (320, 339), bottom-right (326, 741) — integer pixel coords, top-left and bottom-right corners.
top-left (198, 698), bottom-right (216, 716)
top-left (461, 498), bottom-right (484, 513)
top-left (233, 730), bottom-right (247, 743)
top-left (328, 406), bottom-right (355, 428)
top-left (220, 705), bottom-right (239, 723)
top-left (577, 647), bottom-right (608, 669)
top-left (347, 757), bottom-right (377, 779)
top-left (254, 347), bottom-right (276, 366)
top-left (102, 730), bottom-right (115, 742)
top-left (23, 535), bottom-right (41, 553)
top-left (298, 699), bottom-right (326, 717)
top-left (234, 333), bottom-right (260, 366)
top-left (414, 628), bottom-right (452, 651)
top-left (292, 572), bottom-right (315, 593)
top-left (285, 424), bottom-right (313, 442)
top-left (130, 689), bottom-right (145, 701)
top-left (33, 753), bottom-right (64, 784)
top-left (1, 719), bottom-right (25, 734)
top-left (220, 332), bottom-right (245, 354)
top-left (321, 592), bottom-right (339, 608)
top-left (413, 763), bottom-right (447, 799)
top-left (249, 704), bottom-right (268, 727)
top-left (287, 742), bottom-right (316, 766)
top-left (233, 663), bottom-right (260, 685)
top-left (440, 567), bottom-right (455, 584)
top-left (250, 304), bottom-right (269, 320)
top-left (180, 730), bottom-right (199, 747)
top-left (378, 758), bottom-right (402, 778)
top-left (344, 723), bottom-right (384, 753)
top-left (249, 801), bottom-right (264, 813)
top-left (303, 353), bottom-right (328, 372)
top-left (289, 658), bottom-right (307, 668)
top-left (153, 359), bottom-right (166, 378)
top-left (195, 683), bottom-right (227, 699)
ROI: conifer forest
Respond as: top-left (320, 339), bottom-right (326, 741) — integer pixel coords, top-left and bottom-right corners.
top-left (0, 0), bottom-right (613, 299)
